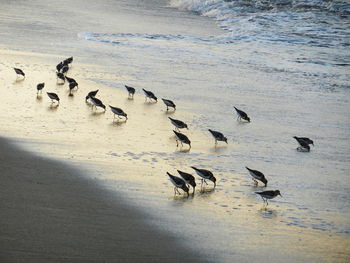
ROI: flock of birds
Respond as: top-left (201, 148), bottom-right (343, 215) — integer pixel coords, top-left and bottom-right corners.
top-left (13, 57), bottom-right (315, 207)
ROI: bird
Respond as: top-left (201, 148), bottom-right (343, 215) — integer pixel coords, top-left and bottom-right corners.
top-left (177, 170), bottom-right (196, 193)
top-left (85, 90), bottom-right (99, 101)
top-left (47, 92), bottom-right (60, 104)
top-left (168, 117), bottom-right (188, 131)
top-left (56, 72), bottom-right (65, 83)
top-left (56, 62), bottom-right (64, 72)
top-left (245, 167), bottom-right (267, 187)
top-left (61, 65), bottom-right (69, 74)
top-left (162, 98), bottom-right (176, 111)
top-left (125, 85), bottom-right (135, 98)
top-left (36, 83), bottom-right (45, 94)
top-left (69, 81), bottom-right (78, 91)
top-left (13, 68), bottom-right (25, 78)
top-left (191, 167), bottom-right (216, 188)
top-left (208, 129), bottom-right (227, 144)
top-left (293, 136), bottom-right (311, 152)
top-left (167, 172), bottom-right (189, 197)
top-left (294, 136), bottom-right (314, 146)
top-left (142, 88), bottom-right (157, 102)
top-left (64, 56), bottom-right (73, 65)
top-left (65, 76), bottom-right (77, 85)
top-left (256, 190), bottom-right (281, 206)
top-left (89, 96), bottom-right (106, 111)
top-left (234, 106), bottom-right (250, 122)
top-left (173, 130), bottom-right (191, 149)
top-left (109, 105), bottom-right (127, 121)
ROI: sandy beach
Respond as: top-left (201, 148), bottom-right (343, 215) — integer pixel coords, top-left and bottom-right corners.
top-left (0, 136), bottom-right (203, 263)
top-left (0, 0), bottom-right (349, 261)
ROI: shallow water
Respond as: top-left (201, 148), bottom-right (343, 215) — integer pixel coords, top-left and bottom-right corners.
top-left (0, 0), bottom-right (349, 261)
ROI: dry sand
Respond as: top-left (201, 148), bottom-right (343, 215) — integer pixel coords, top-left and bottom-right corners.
top-left (0, 137), bottom-right (202, 263)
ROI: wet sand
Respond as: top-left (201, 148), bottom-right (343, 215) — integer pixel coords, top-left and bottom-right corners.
top-left (0, 49), bottom-right (349, 263)
top-left (0, 136), bottom-right (203, 263)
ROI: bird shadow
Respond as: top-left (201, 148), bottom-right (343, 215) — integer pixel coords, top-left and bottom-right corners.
top-left (209, 145), bottom-right (227, 153)
top-left (90, 111), bottom-right (105, 117)
top-left (198, 187), bottom-right (216, 196)
top-left (110, 119), bottom-right (127, 127)
top-left (258, 207), bottom-right (278, 218)
top-left (47, 104), bottom-right (59, 111)
top-left (126, 97), bottom-right (134, 101)
top-left (13, 78), bottom-right (24, 84)
top-left (36, 94), bottom-right (43, 101)
top-left (163, 110), bottom-right (176, 115)
top-left (175, 147), bottom-right (191, 153)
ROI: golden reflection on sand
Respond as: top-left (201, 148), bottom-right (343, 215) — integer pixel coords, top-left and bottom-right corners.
top-left (0, 49), bottom-right (349, 262)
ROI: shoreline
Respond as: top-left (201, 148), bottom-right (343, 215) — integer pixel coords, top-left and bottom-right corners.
top-left (0, 136), bottom-right (204, 262)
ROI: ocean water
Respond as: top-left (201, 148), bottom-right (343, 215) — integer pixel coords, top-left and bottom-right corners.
top-left (0, 0), bottom-right (349, 261)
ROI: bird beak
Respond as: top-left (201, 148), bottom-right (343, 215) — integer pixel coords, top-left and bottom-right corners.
top-left (279, 193), bottom-right (282, 197)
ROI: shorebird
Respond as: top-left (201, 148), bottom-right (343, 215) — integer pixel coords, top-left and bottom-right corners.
top-left (245, 167), bottom-right (267, 187)
top-left (162, 98), bottom-right (176, 111)
top-left (256, 190), bottom-right (281, 206)
top-left (65, 76), bottom-right (77, 85)
top-left (208, 129), bottom-right (227, 144)
top-left (234, 106), bottom-right (250, 122)
top-left (167, 172), bottom-right (189, 197)
top-left (177, 170), bottom-right (196, 193)
top-left (109, 105), bottom-right (127, 121)
top-left (293, 136), bottom-right (311, 152)
top-left (61, 65), bottom-right (69, 74)
top-left (85, 90), bottom-right (99, 101)
top-left (168, 117), bottom-right (188, 131)
top-left (47, 92), bottom-right (60, 104)
top-left (69, 81), bottom-right (78, 91)
top-left (142, 88), bottom-right (157, 102)
top-left (89, 96), bottom-right (106, 111)
top-left (56, 62), bottom-right (64, 72)
top-left (294, 136), bottom-right (314, 146)
top-left (13, 68), bottom-right (25, 78)
top-left (191, 167), bottom-right (216, 188)
top-left (173, 130), bottom-right (191, 149)
top-left (56, 72), bottom-right (65, 84)
top-left (36, 83), bottom-right (45, 94)
top-left (64, 56), bottom-right (73, 65)
top-left (125, 85), bottom-right (135, 98)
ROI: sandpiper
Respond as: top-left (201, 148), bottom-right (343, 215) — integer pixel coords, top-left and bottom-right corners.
top-left (61, 65), bottom-right (69, 74)
top-left (173, 130), bottom-right (191, 149)
top-left (162, 98), bottom-right (176, 111)
top-left (89, 96), bottom-right (106, 111)
top-left (234, 106), bottom-right (250, 122)
top-left (168, 117), bottom-right (188, 131)
top-left (125, 85), bottom-right (135, 98)
top-left (85, 90), bottom-right (99, 101)
top-left (64, 56), bottom-right (73, 65)
top-left (294, 136), bottom-right (314, 146)
top-left (142, 88), bottom-right (157, 102)
top-left (293, 136), bottom-right (311, 152)
top-left (56, 72), bottom-right (65, 84)
top-left (13, 68), bottom-right (25, 78)
top-left (167, 172), bottom-right (189, 197)
top-left (191, 167), bottom-right (216, 188)
top-left (56, 62), bottom-right (64, 72)
top-left (109, 105), bottom-right (127, 121)
top-left (36, 83), bottom-right (45, 94)
top-left (69, 82), bottom-right (78, 91)
top-left (177, 170), bottom-right (196, 193)
top-left (256, 190), bottom-right (281, 206)
top-left (208, 129), bottom-right (227, 144)
top-left (245, 167), bottom-right (267, 187)
top-left (47, 92), bottom-right (60, 104)
top-left (65, 76), bottom-right (77, 85)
